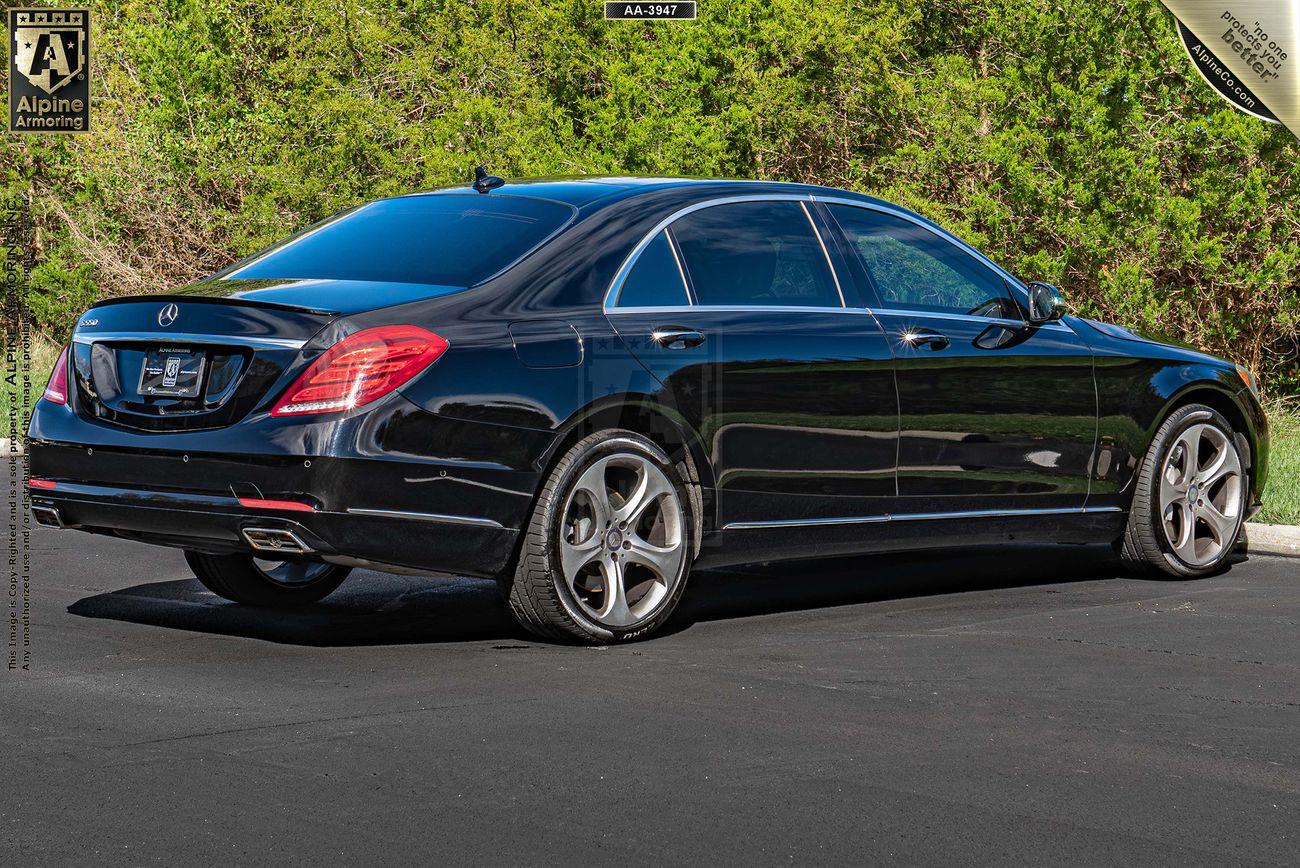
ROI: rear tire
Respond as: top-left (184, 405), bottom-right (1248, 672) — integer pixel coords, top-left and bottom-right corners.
top-left (506, 430), bottom-right (696, 644)
top-left (1117, 404), bottom-right (1247, 578)
top-left (185, 551), bottom-right (350, 607)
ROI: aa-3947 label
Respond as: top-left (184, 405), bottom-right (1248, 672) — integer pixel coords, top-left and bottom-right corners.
top-left (605, 3), bottom-right (697, 20)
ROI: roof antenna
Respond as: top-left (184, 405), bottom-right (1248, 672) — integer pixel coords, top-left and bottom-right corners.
top-left (473, 165), bottom-right (505, 194)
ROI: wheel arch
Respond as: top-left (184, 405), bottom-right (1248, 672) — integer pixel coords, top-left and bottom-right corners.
top-left (535, 395), bottom-right (716, 540)
top-left (1148, 380), bottom-right (1258, 493)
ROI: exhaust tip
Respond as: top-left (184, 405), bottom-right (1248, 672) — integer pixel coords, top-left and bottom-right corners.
top-left (31, 505), bottom-right (64, 528)
top-left (241, 527), bottom-right (312, 555)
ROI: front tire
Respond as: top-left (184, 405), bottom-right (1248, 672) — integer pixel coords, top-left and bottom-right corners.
top-left (185, 551), bottom-right (351, 607)
top-left (507, 430), bottom-right (695, 644)
top-left (1117, 404), bottom-right (1247, 578)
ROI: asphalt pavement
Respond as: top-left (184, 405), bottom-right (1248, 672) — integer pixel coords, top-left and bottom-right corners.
top-left (4, 526), bottom-right (1299, 865)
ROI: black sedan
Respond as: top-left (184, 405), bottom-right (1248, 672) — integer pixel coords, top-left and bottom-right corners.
top-left (28, 176), bottom-right (1269, 643)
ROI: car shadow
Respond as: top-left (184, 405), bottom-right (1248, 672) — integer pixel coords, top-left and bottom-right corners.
top-left (665, 543), bottom-right (1132, 634)
top-left (69, 572), bottom-right (527, 646)
top-left (62, 542), bottom-right (1199, 647)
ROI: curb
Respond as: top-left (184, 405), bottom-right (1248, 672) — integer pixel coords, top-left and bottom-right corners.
top-left (1245, 523), bottom-right (1300, 558)
top-left (1, 437), bottom-right (24, 457)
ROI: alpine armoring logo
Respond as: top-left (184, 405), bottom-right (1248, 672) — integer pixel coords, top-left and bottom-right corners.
top-left (7, 8), bottom-right (90, 133)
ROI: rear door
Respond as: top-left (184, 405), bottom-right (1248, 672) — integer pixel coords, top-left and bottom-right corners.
top-left (604, 198), bottom-right (899, 527)
top-left (824, 202), bottom-right (1096, 515)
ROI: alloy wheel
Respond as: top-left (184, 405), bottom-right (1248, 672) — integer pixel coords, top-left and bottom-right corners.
top-left (558, 453), bottom-right (686, 629)
top-left (1158, 422), bottom-right (1243, 567)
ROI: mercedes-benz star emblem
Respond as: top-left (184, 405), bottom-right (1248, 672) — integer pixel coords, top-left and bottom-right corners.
top-left (157, 303), bottom-right (179, 327)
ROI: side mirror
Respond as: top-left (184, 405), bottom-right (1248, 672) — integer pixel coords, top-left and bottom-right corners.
top-left (1026, 281), bottom-right (1066, 324)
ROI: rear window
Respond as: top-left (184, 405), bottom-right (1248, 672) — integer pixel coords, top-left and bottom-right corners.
top-left (228, 195), bottom-right (575, 286)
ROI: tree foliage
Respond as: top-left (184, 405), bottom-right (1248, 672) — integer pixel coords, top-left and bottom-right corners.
top-left (5, 0), bottom-right (1298, 390)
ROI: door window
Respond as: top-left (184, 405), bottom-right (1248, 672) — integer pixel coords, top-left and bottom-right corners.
top-left (828, 205), bottom-right (1019, 319)
top-left (672, 201), bottom-right (841, 308)
top-left (614, 230), bottom-right (690, 307)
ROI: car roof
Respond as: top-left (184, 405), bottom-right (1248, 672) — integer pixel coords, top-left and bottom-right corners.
top-left (401, 176), bottom-right (892, 209)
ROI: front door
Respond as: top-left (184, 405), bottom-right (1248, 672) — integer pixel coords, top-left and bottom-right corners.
top-left (823, 202), bottom-right (1097, 515)
top-left (605, 199), bottom-right (899, 527)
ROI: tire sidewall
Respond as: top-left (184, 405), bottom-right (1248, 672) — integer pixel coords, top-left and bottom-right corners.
top-left (188, 550), bottom-right (350, 607)
top-left (543, 432), bottom-right (694, 642)
top-left (249, 557), bottom-right (346, 594)
top-left (1145, 407), bottom-right (1247, 575)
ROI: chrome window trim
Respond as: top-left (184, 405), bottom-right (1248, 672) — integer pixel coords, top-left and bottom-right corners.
top-left (604, 193), bottom-right (843, 311)
top-left (812, 194), bottom-right (1030, 299)
top-left (800, 200), bottom-right (847, 307)
top-left (603, 304), bottom-right (1068, 331)
top-left (608, 304), bottom-right (877, 316)
top-left (663, 228), bottom-right (694, 306)
top-left (614, 228), bottom-right (693, 308)
top-left (815, 196), bottom-right (1080, 334)
top-left (602, 191), bottom-right (1076, 336)
top-left (722, 505), bottom-right (1122, 531)
top-left (72, 331), bottom-right (307, 350)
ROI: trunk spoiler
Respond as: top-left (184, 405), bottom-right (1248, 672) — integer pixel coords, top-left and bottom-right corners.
top-left (89, 294), bottom-right (342, 317)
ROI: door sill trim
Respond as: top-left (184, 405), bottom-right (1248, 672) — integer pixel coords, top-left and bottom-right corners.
top-left (722, 506), bottom-right (1122, 531)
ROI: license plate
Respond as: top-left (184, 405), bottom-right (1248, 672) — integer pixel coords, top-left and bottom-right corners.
top-left (139, 349), bottom-right (206, 398)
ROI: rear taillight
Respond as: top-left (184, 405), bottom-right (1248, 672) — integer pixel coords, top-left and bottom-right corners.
top-left (43, 346), bottom-right (70, 405)
top-left (271, 325), bottom-right (448, 417)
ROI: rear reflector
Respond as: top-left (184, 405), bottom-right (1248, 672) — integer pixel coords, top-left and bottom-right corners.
top-left (237, 497), bottom-right (317, 512)
top-left (43, 346), bottom-right (70, 405)
top-left (271, 324), bottom-right (448, 417)
top-left (28, 479), bottom-right (57, 489)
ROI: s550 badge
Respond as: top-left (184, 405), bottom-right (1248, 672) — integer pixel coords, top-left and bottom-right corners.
top-left (78, 318), bottom-right (98, 327)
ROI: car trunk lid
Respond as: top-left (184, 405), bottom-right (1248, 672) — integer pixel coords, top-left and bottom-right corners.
top-left (68, 278), bottom-right (464, 431)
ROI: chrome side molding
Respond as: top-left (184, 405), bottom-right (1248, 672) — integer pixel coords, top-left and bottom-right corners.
top-left (345, 507), bottom-right (505, 529)
top-left (723, 505), bottom-right (1123, 531)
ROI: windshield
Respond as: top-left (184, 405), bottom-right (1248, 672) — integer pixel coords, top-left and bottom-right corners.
top-left (225, 194), bottom-right (575, 286)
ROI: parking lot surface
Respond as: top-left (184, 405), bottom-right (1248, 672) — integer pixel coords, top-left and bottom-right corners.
top-left (5, 527), bottom-right (1299, 865)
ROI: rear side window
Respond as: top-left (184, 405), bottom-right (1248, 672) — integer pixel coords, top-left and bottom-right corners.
top-left (615, 230), bottom-right (690, 307)
top-left (672, 201), bottom-right (841, 307)
top-left (828, 205), bottom-right (1017, 319)
top-left (228, 195), bottom-right (575, 287)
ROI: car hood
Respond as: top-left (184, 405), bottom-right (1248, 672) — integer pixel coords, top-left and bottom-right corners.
top-left (1077, 317), bottom-right (1161, 344)
top-left (1076, 317), bottom-right (1228, 366)
top-left (151, 278), bottom-right (469, 316)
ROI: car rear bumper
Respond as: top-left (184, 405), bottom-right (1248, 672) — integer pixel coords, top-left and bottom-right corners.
top-left (26, 390), bottom-right (556, 577)
top-left (29, 478), bottom-right (520, 578)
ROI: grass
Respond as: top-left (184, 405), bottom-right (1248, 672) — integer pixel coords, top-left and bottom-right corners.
top-left (1258, 400), bottom-right (1300, 526)
top-left (2, 337), bottom-right (1297, 526)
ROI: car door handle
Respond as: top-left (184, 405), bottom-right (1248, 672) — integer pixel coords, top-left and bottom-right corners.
top-left (901, 328), bottom-right (950, 351)
top-left (652, 328), bottom-right (706, 350)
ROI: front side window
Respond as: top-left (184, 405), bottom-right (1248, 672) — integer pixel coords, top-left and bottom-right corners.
top-left (228, 194), bottom-right (575, 287)
top-left (828, 205), bottom-right (1018, 319)
top-left (671, 201), bottom-right (841, 308)
top-left (615, 230), bottom-right (690, 307)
